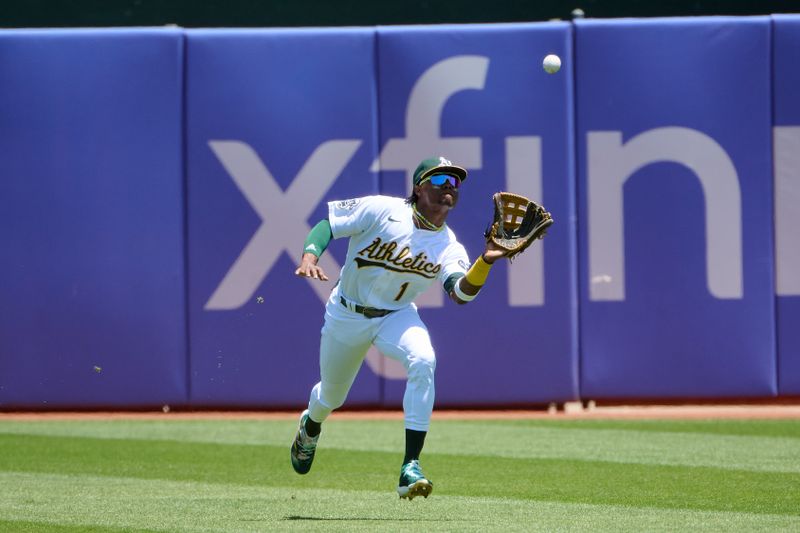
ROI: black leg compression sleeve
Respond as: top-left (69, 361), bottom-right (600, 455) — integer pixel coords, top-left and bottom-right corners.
top-left (403, 429), bottom-right (427, 464)
top-left (304, 416), bottom-right (321, 438)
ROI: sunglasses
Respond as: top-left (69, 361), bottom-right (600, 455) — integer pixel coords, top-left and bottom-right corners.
top-left (421, 173), bottom-right (461, 189)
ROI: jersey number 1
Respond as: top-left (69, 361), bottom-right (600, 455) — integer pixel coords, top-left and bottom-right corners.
top-left (394, 282), bottom-right (410, 301)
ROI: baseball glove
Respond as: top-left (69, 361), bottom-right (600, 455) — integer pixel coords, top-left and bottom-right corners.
top-left (484, 192), bottom-right (554, 259)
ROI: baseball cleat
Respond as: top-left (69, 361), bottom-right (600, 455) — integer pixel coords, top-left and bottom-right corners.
top-left (396, 460), bottom-right (433, 500)
top-left (290, 409), bottom-right (319, 475)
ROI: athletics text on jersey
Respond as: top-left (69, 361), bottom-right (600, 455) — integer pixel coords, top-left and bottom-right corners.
top-left (328, 196), bottom-right (469, 310)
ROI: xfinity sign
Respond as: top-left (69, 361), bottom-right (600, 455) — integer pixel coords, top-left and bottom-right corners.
top-left (205, 54), bottom-right (798, 313)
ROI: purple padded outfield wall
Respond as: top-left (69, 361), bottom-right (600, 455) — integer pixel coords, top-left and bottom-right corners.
top-left (0, 30), bottom-right (187, 408)
top-left (773, 15), bottom-right (800, 395)
top-left (2, 18), bottom-right (799, 409)
top-left (575, 18), bottom-right (777, 398)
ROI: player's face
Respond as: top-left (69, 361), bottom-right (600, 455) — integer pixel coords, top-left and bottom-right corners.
top-left (416, 173), bottom-right (461, 210)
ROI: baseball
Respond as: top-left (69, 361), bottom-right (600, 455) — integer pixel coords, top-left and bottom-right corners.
top-left (543, 54), bottom-right (561, 74)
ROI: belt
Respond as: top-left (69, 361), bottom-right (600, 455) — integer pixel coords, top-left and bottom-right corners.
top-left (340, 296), bottom-right (394, 319)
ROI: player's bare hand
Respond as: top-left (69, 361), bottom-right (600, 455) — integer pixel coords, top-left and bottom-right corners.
top-left (482, 241), bottom-right (509, 264)
top-left (295, 253), bottom-right (329, 281)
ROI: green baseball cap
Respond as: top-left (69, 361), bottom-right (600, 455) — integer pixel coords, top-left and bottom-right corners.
top-left (412, 156), bottom-right (468, 186)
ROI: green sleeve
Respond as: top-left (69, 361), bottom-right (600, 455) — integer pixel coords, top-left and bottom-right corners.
top-left (303, 219), bottom-right (333, 257)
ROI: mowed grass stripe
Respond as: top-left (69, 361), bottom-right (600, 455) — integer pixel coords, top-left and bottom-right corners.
top-left (2, 418), bottom-right (799, 473)
top-left (0, 519), bottom-right (140, 533)
top-left (2, 472), bottom-right (800, 533)
top-left (426, 422), bottom-right (800, 473)
top-left (5, 417), bottom-right (800, 439)
top-left (0, 520), bottom-right (156, 533)
top-left (0, 432), bottom-right (797, 516)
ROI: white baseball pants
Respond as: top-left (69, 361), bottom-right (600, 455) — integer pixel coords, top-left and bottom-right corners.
top-left (307, 288), bottom-right (436, 431)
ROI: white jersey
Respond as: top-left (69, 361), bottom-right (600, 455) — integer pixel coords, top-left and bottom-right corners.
top-left (328, 195), bottom-right (470, 310)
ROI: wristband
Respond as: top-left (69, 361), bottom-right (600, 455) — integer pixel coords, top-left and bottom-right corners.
top-left (464, 255), bottom-right (493, 287)
top-left (453, 279), bottom-right (477, 301)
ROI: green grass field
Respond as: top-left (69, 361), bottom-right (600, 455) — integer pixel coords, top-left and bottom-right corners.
top-left (1, 415), bottom-right (799, 532)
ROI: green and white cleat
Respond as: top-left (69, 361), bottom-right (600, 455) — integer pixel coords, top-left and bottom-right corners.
top-left (396, 460), bottom-right (433, 500)
top-left (290, 409), bottom-right (319, 475)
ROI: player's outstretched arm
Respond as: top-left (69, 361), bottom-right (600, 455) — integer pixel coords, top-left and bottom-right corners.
top-left (449, 242), bottom-right (508, 305)
top-left (294, 219), bottom-right (333, 281)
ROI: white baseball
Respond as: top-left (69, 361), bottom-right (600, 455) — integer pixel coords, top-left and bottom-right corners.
top-left (543, 54), bottom-right (561, 74)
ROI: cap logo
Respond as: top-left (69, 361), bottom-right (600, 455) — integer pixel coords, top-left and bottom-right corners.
top-left (439, 157), bottom-right (452, 166)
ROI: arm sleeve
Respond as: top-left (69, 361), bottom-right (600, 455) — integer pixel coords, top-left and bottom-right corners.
top-left (302, 219), bottom-right (333, 258)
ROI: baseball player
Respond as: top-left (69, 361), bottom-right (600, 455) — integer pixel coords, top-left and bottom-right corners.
top-left (291, 156), bottom-right (510, 500)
